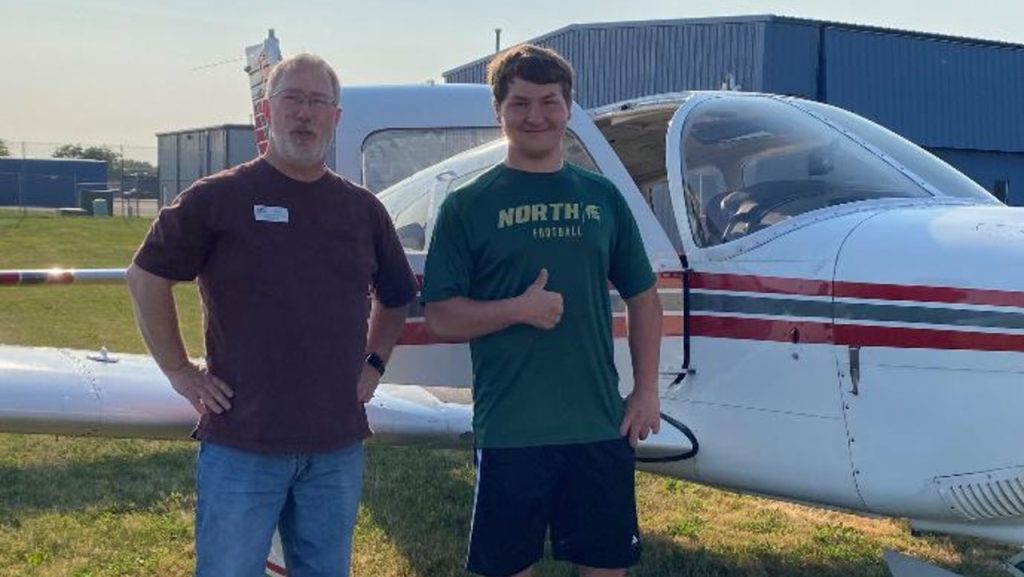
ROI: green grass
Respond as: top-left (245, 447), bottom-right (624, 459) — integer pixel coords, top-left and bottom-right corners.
top-left (0, 211), bottom-right (1017, 576)
top-left (0, 212), bottom-right (203, 353)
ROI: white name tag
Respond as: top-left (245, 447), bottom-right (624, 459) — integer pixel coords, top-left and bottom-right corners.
top-left (254, 205), bottom-right (289, 223)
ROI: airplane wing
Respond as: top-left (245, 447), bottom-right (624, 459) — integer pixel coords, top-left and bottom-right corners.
top-left (0, 344), bottom-right (473, 447)
top-left (1, 266), bottom-right (695, 462)
top-left (0, 342), bottom-right (693, 459)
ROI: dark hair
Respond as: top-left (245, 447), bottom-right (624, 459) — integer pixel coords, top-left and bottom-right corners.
top-left (486, 44), bottom-right (574, 106)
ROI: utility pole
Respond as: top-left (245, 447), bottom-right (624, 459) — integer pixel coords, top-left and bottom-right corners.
top-left (495, 28), bottom-right (502, 53)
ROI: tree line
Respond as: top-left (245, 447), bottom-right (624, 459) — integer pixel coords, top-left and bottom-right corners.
top-left (0, 138), bottom-right (156, 179)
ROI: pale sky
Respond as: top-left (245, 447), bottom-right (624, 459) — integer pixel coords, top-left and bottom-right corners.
top-left (2, 0), bottom-right (1023, 160)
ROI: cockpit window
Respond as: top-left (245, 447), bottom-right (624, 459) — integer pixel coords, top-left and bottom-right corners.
top-left (362, 127), bottom-right (503, 192)
top-left (798, 100), bottom-right (997, 204)
top-left (380, 131), bottom-right (600, 251)
top-left (681, 97), bottom-right (935, 248)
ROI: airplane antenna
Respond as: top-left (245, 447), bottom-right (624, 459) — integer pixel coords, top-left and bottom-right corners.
top-left (191, 56), bottom-right (245, 72)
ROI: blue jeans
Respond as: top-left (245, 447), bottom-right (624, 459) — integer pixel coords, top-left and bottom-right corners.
top-left (194, 441), bottom-right (364, 577)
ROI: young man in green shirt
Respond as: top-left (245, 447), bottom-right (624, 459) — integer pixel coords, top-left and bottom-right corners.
top-left (421, 44), bottom-right (663, 577)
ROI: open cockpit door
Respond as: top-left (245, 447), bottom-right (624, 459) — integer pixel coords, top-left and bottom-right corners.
top-left (591, 94), bottom-right (692, 257)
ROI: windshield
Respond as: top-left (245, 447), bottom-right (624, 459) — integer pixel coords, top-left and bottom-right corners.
top-left (681, 96), bottom-right (948, 248)
top-left (798, 100), bottom-right (998, 204)
top-left (380, 133), bottom-right (599, 251)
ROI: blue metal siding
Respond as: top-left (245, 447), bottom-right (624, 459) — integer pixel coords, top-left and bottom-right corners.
top-left (929, 148), bottom-right (1024, 205)
top-left (822, 27), bottom-right (1024, 152)
top-left (0, 158), bottom-right (107, 208)
top-left (443, 22), bottom-right (766, 108)
top-left (444, 61), bottom-right (487, 84)
top-left (762, 21), bottom-right (820, 99)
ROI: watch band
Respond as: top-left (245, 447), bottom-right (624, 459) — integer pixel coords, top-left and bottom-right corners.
top-left (365, 352), bottom-right (386, 376)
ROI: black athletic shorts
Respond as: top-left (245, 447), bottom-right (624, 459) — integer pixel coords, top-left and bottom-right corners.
top-left (465, 437), bottom-right (641, 576)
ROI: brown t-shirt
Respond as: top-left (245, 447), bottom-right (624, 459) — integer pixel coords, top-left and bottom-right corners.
top-left (134, 158), bottom-right (417, 453)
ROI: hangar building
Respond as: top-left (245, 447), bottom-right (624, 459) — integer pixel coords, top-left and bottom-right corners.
top-left (444, 15), bottom-right (1024, 204)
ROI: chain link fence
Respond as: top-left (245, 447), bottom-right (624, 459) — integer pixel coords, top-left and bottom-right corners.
top-left (0, 141), bottom-right (160, 218)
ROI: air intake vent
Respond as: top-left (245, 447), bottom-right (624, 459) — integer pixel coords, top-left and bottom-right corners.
top-left (935, 466), bottom-right (1024, 521)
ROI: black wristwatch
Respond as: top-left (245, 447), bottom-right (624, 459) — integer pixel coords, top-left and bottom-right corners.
top-left (365, 352), bottom-right (386, 376)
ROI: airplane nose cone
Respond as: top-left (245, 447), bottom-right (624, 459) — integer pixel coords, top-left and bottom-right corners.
top-left (831, 203), bottom-right (1024, 535)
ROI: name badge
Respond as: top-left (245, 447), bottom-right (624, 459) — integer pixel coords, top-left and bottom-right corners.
top-left (254, 205), bottom-right (289, 223)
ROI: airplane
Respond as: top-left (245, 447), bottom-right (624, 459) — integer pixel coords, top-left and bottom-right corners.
top-left (3, 31), bottom-right (1024, 577)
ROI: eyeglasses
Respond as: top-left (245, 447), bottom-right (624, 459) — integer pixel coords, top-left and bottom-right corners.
top-left (269, 89), bottom-right (337, 111)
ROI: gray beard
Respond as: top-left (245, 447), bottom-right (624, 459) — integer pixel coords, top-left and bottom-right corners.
top-left (268, 129), bottom-right (330, 168)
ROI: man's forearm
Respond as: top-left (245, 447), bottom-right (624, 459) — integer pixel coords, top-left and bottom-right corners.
top-left (625, 286), bottom-right (663, 395)
top-left (125, 265), bottom-right (191, 373)
top-left (425, 296), bottom-right (523, 342)
top-left (365, 299), bottom-right (411, 362)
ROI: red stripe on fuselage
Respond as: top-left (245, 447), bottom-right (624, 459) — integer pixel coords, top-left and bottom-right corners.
top-left (400, 271), bottom-right (1024, 352)
top-left (690, 272), bottom-right (831, 297)
top-left (690, 315), bottom-right (833, 344)
top-left (835, 324), bottom-right (1024, 353)
top-left (265, 560), bottom-right (287, 576)
top-left (412, 272), bottom-right (682, 292)
top-left (834, 280), bottom-right (1024, 308)
top-left (690, 271), bottom-right (1024, 308)
top-left (399, 314), bottom-right (685, 346)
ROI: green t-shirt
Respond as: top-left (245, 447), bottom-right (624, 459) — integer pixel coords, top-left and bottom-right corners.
top-left (421, 163), bottom-right (655, 448)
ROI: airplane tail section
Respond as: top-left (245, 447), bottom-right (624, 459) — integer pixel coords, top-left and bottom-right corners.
top-left (244, 30), bottom-right (283, 157)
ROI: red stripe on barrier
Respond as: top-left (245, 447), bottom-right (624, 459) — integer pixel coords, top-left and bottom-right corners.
top-left (50, 271), bottom-right (74, 284)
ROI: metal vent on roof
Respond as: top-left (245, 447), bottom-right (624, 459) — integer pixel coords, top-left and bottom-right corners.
top-left (935, 467), bottom-right (1024, 520)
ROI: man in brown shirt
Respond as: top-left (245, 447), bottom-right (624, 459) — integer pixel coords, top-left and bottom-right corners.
top-left (127, 53), bottom-right (416, 577)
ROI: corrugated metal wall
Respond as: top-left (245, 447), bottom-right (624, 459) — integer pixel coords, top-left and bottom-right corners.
top-left (227, 128), bottom-right (258, 168)
top-left (929, 148), bottom-right (1024, 204)
top-left (0, 158), bottom-right (107, 208)
top-left (157, 125), bottom-right (255, 206)
top-left (821, 27), bottom-right (1024, 152)
top-left (443, 16), bottom-right (1023, 204)
top-left (762, 21), bottom-right (820, 98)
top-left (157, 133), bottom-right (179, 206)
top-left (445, 21), bottom-right (766, 108)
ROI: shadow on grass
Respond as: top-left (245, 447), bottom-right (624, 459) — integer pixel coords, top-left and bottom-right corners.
top-left (1, 440), bottom-right (1009, 576)
top-left (0, 441), bottom-right (195, 527)
top-left (361, 446), bottom-right (475, 576)
top-left (360, 447), bottom-right (989, 577)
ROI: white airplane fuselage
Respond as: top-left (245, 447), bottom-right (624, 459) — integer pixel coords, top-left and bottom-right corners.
top-left (365, 86), bottom-right (1024, 546)
top-left (1, 84), bottom-right (1022, 556)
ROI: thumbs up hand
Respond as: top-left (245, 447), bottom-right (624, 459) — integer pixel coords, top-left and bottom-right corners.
top-left (516, 268), bottom-right (564, 330)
